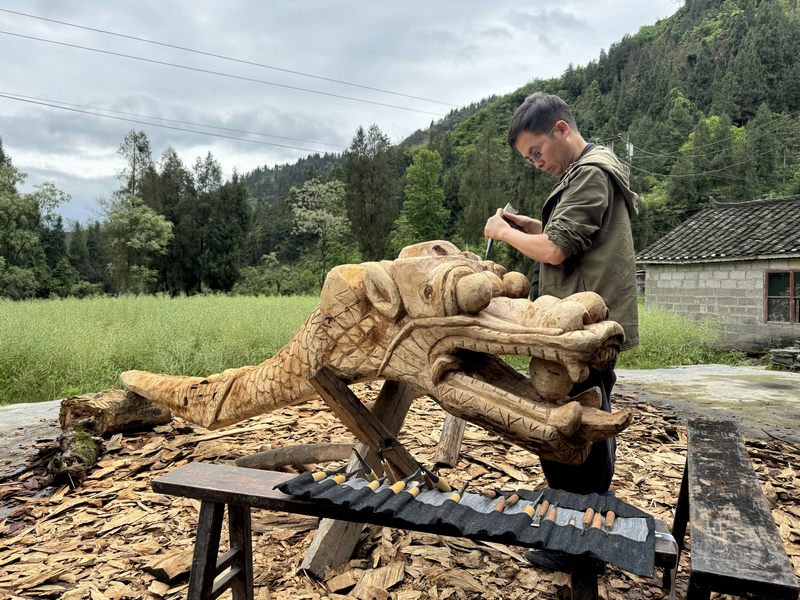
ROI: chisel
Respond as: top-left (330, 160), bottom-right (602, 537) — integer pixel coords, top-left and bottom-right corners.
top-left (532, 499), bottom-right (550, 527)
top-left (604, 511), bottom-right (617, 532)
top-left (353, 450), bottom-right (378, 482)
top-left (581, 507), bottom-right (595, 535)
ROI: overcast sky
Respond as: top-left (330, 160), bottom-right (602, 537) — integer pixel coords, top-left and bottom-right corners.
top-left (1, 1), bottom-right (681, 223)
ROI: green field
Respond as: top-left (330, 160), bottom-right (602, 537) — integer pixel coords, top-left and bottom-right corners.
top-left (0, 295), bottom-right (745, 405)
top-left (0, 295), bottom-right (319, 405)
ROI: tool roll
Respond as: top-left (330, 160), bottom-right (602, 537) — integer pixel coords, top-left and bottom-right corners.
top-left (276, 472), bottom-right (656, 576)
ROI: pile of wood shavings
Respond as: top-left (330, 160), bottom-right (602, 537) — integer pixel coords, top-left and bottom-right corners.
top-left (1, 385), bottom-right (798, 600)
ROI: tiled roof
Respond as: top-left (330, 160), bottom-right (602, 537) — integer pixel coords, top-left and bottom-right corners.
top-left (637, 196), bottom-right (800, 263)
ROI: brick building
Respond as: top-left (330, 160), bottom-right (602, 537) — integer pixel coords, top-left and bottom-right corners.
top-left (637, 197), bottom-right (800, 351)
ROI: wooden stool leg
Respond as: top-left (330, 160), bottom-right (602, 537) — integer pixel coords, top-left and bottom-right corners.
top-left (570, 558), bottom-right (600, 600)
top-left (188, 501), bottom-right (224, 600)
top-left (664, 460), bottom-right (689, 590)
top-left (228, 505), bottom-right (254, 600)
top-left (686, 574), bottom-right (711, 600)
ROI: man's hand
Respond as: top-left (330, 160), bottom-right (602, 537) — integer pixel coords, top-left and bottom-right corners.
top-left (502, 211), bottom-right (542, 235)
top-left (484, 208), bottom-right (510, 240)
top-left (484, 208), bottom-right (543, 240)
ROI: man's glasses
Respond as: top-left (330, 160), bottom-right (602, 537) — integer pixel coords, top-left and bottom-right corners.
top-left (523, 126), bottom-right (556, 168)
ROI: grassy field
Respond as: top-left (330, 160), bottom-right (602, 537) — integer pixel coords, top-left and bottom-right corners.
top-left (1, 295), bottom-right (746, 405)
top-left (0, 295), bottom-right (319, 405)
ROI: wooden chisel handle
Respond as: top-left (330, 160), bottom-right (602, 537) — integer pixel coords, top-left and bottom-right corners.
top-left (591, 513), bottom-right (603, 529)
top-left (536, 499), bottom-right (550, 518)
top-left (544, 504), bottom-right (558, 522)
top-left (604, 511), bottom-right (617, 531)
top-left (582, 507), bottom-right (595, 529)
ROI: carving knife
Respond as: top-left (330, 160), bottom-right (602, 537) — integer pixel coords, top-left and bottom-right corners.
top-left (484, 203), bottom-right (522, 260)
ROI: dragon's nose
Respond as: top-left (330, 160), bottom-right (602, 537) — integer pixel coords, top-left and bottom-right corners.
top-left (455, 272), bottom-right (492, 314)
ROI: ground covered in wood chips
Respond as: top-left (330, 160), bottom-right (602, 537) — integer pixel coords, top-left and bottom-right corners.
top-left (1, 386), bottom-right (798, 600)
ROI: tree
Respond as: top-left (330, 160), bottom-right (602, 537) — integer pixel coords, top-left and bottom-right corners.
top-left (202, 175), bottom-right (251, 292)
top-left (291, 178), bottom-right (354, 286)
top-left (0, 163), bottom-right (70, 298)
top-left (0, 135), bottom-right (10, 168)
top-left (458, 119), bottom-right (511, 248)
top-left (343, 125), bottom-right (400, 260)
top-left (68, 222), bottom-right (90, 278)
top-left (105, 195), bottom-right (173, 294)
top-left (117, 130), bottom-right (154, 197)
top-left (84, 221), bottom-right (110, 289)
top-left (390, 148), bottom-right (448, 254)
top-left (194, 151), bottom-right (223, 195)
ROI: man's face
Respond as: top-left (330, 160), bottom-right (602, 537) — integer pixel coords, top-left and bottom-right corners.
top-left (514, 121), bottom-right (569, 177)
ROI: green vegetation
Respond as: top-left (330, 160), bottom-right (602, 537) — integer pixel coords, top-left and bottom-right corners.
top-left (2, 296), bottom-right (747, 406)
top-left (5, 0), bottom-right (800, 299)
top-left (616, 304), bottom-right (748, 369)
top-left (504, 301), bottom-right (747, 372)
top-left (0, 295), bottom-right (318, 405)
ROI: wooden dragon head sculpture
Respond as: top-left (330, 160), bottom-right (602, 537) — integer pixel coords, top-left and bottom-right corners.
top-left (122, 240), bottom-right (631, 464)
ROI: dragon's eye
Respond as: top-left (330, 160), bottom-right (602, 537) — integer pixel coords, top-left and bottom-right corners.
top-left (423, 284), bottom-right (433, 301)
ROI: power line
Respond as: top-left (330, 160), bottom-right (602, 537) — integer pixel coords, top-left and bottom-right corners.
top-left (0, 29), bottom-right (446, 117)
top-left (620, 107), bottom-right (800, 160)
top-left (1, 91), bottom-right (345, 149)
top-left (0, 93), bottom-right (332, 154)
top-left (619, 133), bottom-right (796, 178)
top-left (0, 7), bottom-right (457, 108)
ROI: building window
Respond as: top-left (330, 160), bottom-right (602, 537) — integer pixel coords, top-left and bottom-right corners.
top-left (765, 271), bottom-right (799, 323)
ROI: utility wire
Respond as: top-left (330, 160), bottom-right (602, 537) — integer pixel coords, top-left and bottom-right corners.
top-left (0, 30), bottom-right (446, 117)
top-left (0, 7), bottom-right (457, 108)
top-left (1, 91), bottom-right (345, 149)
top-left (618, 133), bottom-right (796, 178)
top-left (0, 93), bottom-right (332, 153)
top-left (619, 107), bottom-right (800, 159)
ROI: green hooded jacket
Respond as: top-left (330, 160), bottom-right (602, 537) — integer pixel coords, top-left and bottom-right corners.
top-left (538, 145), bottom-right (639, 350)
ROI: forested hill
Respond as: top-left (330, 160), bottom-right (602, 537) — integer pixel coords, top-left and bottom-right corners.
top-left (5, 0), bottom-right (800, 301)
top-left (242, 0), bottom-right (800, 268)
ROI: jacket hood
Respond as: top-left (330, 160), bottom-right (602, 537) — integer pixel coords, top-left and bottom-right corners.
top-left (573, 145), bottom-right (639, 216)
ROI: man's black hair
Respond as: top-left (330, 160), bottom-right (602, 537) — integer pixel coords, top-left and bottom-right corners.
top-left (507, 92), bottom-right (578, 149)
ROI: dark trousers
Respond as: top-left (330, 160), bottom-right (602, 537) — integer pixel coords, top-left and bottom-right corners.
top-left (539, 365), bottom-right (617, 495)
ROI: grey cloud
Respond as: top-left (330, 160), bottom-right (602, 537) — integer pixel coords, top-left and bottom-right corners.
top-left (507, 8), bottom-right (591, 33)
top-left (1, 0), bottom-right (680, 223)
top-left (479, 27), bottom-right (513, 41)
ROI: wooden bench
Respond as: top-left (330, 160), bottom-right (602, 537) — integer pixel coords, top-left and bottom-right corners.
top-left (152, 462), bottom-right (678, 600)
top-left (670, 418), bottom-right (799, 599)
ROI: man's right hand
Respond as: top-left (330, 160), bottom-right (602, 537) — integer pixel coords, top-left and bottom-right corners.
top-left (503, 211), bottom-right (542, 235)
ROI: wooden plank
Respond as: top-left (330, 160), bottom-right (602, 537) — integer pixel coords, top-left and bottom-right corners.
top-left (433, 414), bottom-right (466, 468)
top-left (686, 418), bottom-right (799, 599)
top-left (228, 504), bottom-right (253, 600)
top-left (153, 462), bottom-right (675, 566)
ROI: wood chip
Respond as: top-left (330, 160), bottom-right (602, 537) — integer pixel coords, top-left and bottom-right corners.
top-left (1, 389), bottom-right (798, 600)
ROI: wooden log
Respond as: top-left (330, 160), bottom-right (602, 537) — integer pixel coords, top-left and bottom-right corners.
top-left (60, 389), bottom-right (172, 435)
top-left (235, 443), bottom-right (353, 470)
top-left (300, 377), bottom-right (417, 579)
top-left (433, 414), bottom-right (466, 468)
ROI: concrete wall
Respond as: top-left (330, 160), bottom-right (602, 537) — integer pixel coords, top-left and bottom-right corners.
top-left (643, 258), bottom-right (800, 351)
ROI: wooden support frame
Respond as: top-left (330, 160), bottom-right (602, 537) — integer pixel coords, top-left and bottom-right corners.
top-left (301, 370), bottom-right (418, 578)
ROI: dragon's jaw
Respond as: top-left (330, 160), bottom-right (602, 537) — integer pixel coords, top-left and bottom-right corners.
top-left (384, 319), bottom-right (629, 464)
